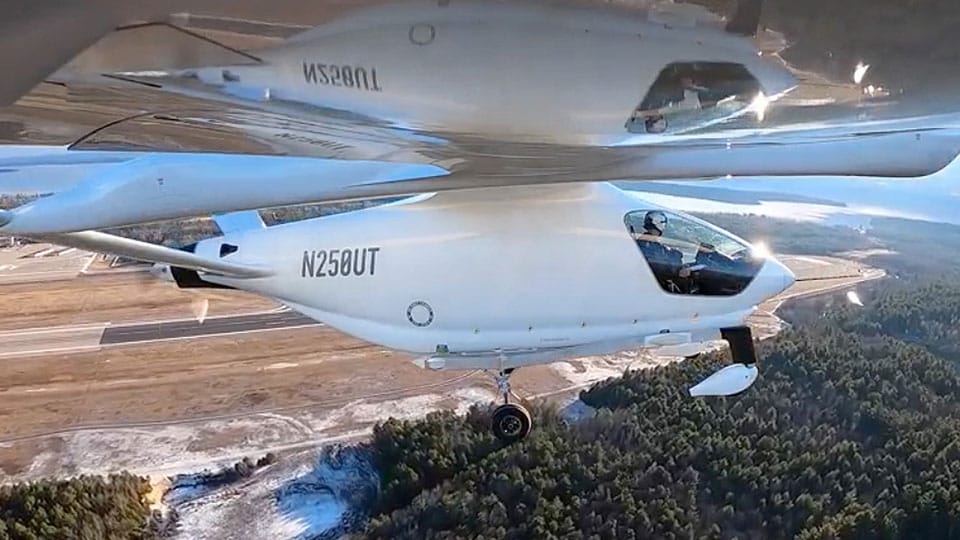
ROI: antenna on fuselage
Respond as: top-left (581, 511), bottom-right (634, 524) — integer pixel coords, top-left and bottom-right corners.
top-left (725, 0), bottom-right (764, 37)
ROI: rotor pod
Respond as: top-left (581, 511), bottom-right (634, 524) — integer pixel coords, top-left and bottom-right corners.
top-left (689, 326), bottom-right (759, 397)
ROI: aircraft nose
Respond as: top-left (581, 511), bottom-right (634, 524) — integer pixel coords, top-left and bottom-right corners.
top-left (776, 257), bottom-right (797, 293)
top-left (753, 257), bottom-right (796, 300)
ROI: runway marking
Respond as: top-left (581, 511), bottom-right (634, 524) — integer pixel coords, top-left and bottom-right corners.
top-left (264, 362), bottom-right (300, 370)
top-left (785, 255), bottom-right (831, 266)
top-left (79, 254), bottom-right (96, 274)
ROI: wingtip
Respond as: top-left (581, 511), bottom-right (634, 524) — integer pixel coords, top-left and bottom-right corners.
top-left (0, 210), bottom-right (11, 228)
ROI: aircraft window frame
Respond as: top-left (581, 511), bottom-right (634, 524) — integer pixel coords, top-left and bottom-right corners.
top-left (626, 61), bottom-right (763, 135)
top-left (624, 209), bottom-right (762, 297)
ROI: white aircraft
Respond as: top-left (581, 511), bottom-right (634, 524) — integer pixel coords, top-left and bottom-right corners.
top-left (5, 182), bottom-right (791, 442)
top-left (0, 0), bottom-right (958, 441)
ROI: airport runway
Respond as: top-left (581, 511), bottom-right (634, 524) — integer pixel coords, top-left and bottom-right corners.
top-left (99, 310), bottom-right (318, 345)
top-left (0, 252), bottom-right (875, 359)
top-left (1, 309), bottom-right (321, 358)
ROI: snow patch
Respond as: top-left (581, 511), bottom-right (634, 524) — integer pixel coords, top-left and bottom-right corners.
top-left (273, 480), bottom-right (344, 539)
top-left (550, 352), bottom-right (677, 387)
top-left (170, 447), bottom-right (377, 539)
top-left (451, 387), bottom-right (498, 414)
top-left (561, 399), bottom-right (597, 423)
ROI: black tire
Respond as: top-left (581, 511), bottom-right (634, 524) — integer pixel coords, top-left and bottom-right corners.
top-left (492, 403), bottom-right (532, 443)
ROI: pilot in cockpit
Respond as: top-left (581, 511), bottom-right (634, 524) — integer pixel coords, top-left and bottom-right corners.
top-left (630, 211), bottom-right (694, 293)
top-left (674, 75), bottom-right (707, 111)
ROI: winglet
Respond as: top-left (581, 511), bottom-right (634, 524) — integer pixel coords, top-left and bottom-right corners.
top-left (725, 0), bottom-right (764, 36)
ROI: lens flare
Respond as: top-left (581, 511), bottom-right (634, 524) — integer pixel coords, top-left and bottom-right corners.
top-left (853, 62), bottom-right (870, 85)
top-left (751, 241), bottom-right (772, 259)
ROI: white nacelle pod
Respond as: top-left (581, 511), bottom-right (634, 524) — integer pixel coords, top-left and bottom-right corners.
top-left (688, 326), bottom-right (762, 397)
top-left (689, 364), bottom-right (759, 397)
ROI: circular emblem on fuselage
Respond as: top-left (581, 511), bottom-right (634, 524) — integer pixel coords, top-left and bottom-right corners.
top-left (409, 23), bottom-right (436, 45)
top-left (406, 301), bottom-right (435, 327)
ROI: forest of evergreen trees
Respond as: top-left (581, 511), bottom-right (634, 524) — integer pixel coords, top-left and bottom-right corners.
top-left (0, 473), bottom-right (170, 540)
top-left (358, 279), bottom-right (960, 539)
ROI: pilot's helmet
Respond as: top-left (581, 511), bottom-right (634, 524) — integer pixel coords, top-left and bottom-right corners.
top-left (644, 211), bottom-right (668, 235)
top-left (645, 114), bottom-right (667, 134)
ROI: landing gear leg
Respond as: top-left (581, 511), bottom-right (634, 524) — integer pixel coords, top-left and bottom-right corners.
top-left (490, 367), bottom-right (531, 443)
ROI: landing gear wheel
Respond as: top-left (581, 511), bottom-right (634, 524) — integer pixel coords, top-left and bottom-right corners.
top-left (492, 403), bottom-right (532, 443)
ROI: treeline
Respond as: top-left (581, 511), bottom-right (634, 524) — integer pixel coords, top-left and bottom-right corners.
top-left (695, 213), bottom-right (960, 281)
top-left (691, 212), bottom-right (876, 257)
top-left (359, 281), bottom-right (960, 539)
top-left (0, 473), bottom-right (169, 540)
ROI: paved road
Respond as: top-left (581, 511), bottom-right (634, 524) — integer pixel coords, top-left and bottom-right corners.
top-left (99, 310), bottom-right (319, 345)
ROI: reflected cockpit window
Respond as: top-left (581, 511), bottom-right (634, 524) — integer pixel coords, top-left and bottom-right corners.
top-left (626, 62), bottom-right (762, 134)
top-left (624, 210), bottom-right (762, 296)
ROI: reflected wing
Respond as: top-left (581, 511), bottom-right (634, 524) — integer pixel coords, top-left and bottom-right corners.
top-left (38, 231), bottom-right (273, 278)
top-left (1, 10), bottom-right (957, 195)
top-left (11, 77), bottom-right (958, 189)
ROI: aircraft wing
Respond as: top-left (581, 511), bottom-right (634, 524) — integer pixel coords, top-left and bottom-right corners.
top-left (1, 122), bottom-right (955, 235)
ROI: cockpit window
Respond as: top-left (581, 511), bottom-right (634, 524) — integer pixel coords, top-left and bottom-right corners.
top-left (626, 62), bottom-right (762, 135)
top-left (625, 210), bottom-right (762, 296)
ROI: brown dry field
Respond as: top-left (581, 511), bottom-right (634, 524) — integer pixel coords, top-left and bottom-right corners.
top-left (0, 271), bottom-right (276, 331)
top-left (0, 270), bottom-right (564, 475)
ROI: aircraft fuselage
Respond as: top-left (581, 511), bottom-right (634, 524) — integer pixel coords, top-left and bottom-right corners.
top-left (194, 183), bottom-right (793, 357)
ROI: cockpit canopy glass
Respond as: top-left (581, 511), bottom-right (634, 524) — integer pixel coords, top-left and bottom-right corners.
top-left (626, 62), bottom-right (762, 135)
top-left (624, 210), bottom-right (763, 296)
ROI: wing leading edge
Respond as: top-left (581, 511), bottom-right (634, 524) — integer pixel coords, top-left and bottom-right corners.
top-left (37, 230), bottom-right (272, 279)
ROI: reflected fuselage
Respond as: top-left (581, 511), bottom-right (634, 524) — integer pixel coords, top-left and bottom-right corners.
top-left (188, 0), bottom-right (796, 146)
